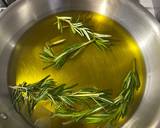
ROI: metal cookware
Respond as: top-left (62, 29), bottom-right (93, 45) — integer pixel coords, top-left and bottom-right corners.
top-left (0, 0), bottom-right (160, 127)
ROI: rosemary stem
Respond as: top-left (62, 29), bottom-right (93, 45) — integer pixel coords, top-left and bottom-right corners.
top-left (54, 40), bottom-right (93, 62)
top-left (81, 39), bottom-right (94, 47)
top-left (68, 92), bottom-right (104, 97)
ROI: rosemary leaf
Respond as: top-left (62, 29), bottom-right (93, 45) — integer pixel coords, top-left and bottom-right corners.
top-left (49, 39), bottom-right (66, 47)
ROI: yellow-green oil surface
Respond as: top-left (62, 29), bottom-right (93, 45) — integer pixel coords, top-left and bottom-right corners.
top-left (8, 11), bottom-right (146, 128)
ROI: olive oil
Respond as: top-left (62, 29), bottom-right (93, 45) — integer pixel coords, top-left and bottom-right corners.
top-left (8, 11), bottom-right (146, 128)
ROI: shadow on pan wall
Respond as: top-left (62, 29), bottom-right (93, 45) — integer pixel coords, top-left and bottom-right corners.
top-left (138, 0), bottom-right (160, 21)
top-left (152, 0), bottom-right (160, 21)
top-left (0, 0), bottom-right (15, 7)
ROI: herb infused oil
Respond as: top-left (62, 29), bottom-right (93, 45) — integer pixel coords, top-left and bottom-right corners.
top-left (8, 11), bottom-right (146, 128)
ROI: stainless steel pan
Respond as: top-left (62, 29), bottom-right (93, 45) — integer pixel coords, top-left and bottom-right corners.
top-left (0, 0), bottom-right (160, 127)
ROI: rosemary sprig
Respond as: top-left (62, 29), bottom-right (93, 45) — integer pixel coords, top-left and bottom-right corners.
top-left (40, 16), bottom-right (112, 69)
top-left (10, 61), bottom-right (140, 127)
top-left (56, 16), bottom-right (92, 40)
top-left (56, 16), bottom-right (112, 50)
top-left (56, 16), bottom-right (112, 42)
top-left (53, 61), bottom-right (140, 125)
top-left (88, 64), bottom-right (140, 125)
top-left (40, 35), bottom-right (111, 69)
top-left (40, 40), bottom-right (92, 69)
top-left (10, 76), bottom-right (111, 116)
top-left (10, 75), bottom-right (55, 115)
